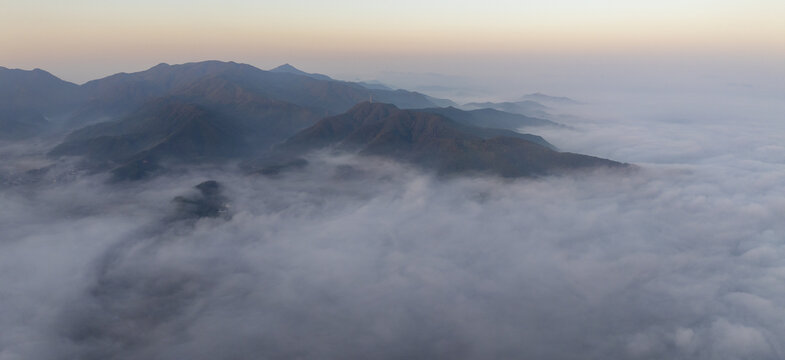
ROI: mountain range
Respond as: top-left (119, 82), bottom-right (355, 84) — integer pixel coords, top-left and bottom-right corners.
top-left (461, 100), bottom-right (551, 118)
top-left (0, 61), bottom-right (447, 131)
top-left (272, 102), bottom-right (621, 177)
top-left (521, 92), bottom-right (581, 105)
top-left (1, 61), bottom-right (626, 180)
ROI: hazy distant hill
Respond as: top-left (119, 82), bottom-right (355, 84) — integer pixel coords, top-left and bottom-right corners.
top-left (1, 61), bottom-right (627, 180)
top-left (0, 67), bottom-right (82, 137)
top-left (280, 102), bottom-right (623, 177)
top-left (37, 61), bottom-right (452, 179)
top-left (71, 61), bottom-right (442, 123)
top-left (356, 80), bottom-right (393, 91)
top-left (521, 93), bottom-right (581, 105)
top-left (462, 100), bottom-right (550, 118)
top-left (1, 61), bottom-right (451, 139)
top-left (270, 63), bottom-right (332, 81)
top-left (73, 61), bottom-right (257, 122)
top-left (0, 66), bottom-right (82, 114)
top-left (418, 106), bottom-right (559, 132)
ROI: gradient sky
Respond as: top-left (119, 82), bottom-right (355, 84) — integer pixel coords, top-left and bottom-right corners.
top-left (2, 0), bottom-right (783, 98)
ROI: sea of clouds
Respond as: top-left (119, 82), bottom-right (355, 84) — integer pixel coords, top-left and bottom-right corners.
top-left (1, 89), bottom-right (784, 359)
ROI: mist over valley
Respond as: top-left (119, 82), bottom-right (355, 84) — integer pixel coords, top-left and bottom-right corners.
top-left (1, 58), bottom-right (784, 359)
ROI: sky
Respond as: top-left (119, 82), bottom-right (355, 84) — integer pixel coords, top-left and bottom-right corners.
top-left (2, 0), bottom-right (784, 99)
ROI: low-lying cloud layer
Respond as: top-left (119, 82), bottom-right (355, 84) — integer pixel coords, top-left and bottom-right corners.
top-left (1, 91), bottom-right (785, 359)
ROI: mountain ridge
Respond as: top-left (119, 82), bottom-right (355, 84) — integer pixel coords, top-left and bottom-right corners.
top-left (277, 102), bottom-right (625, 178)
top-left (0, 60), bottom-right (449, 134)
top-left (270, 63), bottom-right (333, 81)
top-left (2, 61), bottom-right (629, 181)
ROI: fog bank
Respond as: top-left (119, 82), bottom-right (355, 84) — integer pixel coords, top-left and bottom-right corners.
top-left (1, 91), bottom-right (785, 359)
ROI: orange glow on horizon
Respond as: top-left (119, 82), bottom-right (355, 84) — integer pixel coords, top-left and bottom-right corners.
top-left (2, 0), bottom-right (783, 82)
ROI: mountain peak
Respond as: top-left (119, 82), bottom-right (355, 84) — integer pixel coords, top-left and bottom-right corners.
top-left (270, 63), bottom-right (332, 81)
top-left (145, 60), bottom-right (250, 73)
top-left (272, 63), bottom-right (299, 72)
top-left (0, 66), bottom-right (60, 79)
top-left (0, 66), bottom-right (79, 112)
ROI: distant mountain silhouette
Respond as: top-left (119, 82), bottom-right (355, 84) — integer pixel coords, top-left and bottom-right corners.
top-left (72, 61), bottom-right (441, 123)
top-left (1, 61), bottom-right (451, 140)
top-left (0, 66), bottom-right (82, 114)
top-left (267, 65), bottom-right (459, 106)
top-left (73, 61), bottom-right (257, 122)
top-left (462, 100), bottom-right (550, 118)
top-left (279, 102), bottom-right (624, 177)
top-left (270, 63), bottom-right (332, 81)
top-left (522, 93), bottom-right (581, 105)
top-left (36, 61), bottom-right (457, 179)
top-left (418, 106), bottom-right (559, 132)
top-left (0, 67), bottom-right (83, 137)
top-left (2, 61), bottom-right (629, 180)
top-left (356, 80), bottom-right (393, 91)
